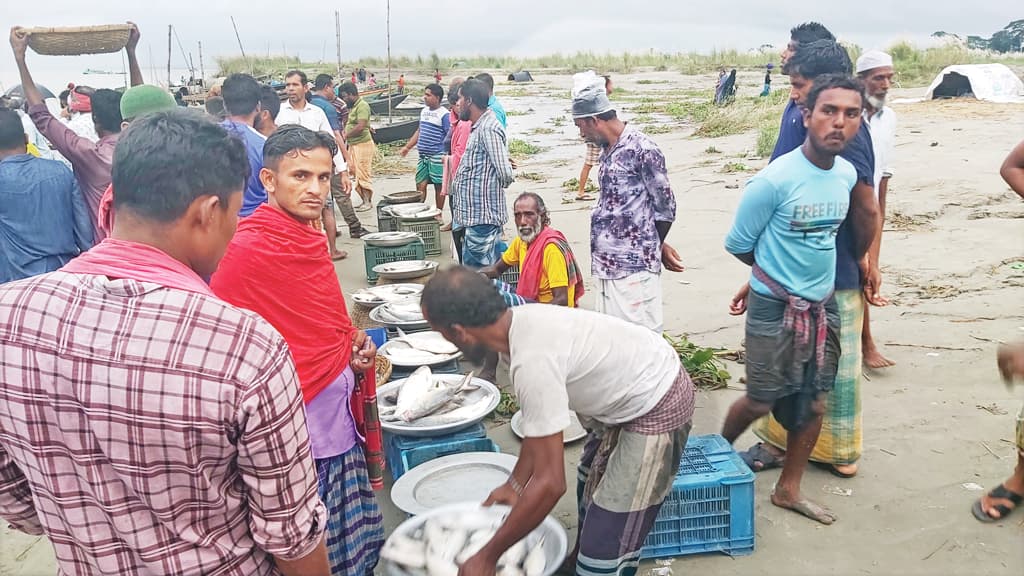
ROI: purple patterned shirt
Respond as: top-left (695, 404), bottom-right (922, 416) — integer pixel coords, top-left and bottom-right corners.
top-left (591, 126), bottom-right (676, 280)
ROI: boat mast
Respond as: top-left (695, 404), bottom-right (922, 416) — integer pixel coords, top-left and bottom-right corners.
top-left (335, 11), bottom-right (342, 78)
top-left (166, 25), bottom-right (172, 88)
top-left (199, 41), bottom-right (205, 84)
top-left (387, 0), bottom-right (392, 121)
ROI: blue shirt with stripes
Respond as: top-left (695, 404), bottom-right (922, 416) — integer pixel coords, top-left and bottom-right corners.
top-left (417, 106), bottom-right (451, 156)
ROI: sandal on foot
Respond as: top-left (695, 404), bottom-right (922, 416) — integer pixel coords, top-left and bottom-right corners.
top-left (576, 193), bottom-right (596, 201)
top-left (739, 442), bottom-right (785, 472)
top-left (972, 484), bottom-right (1023, 523)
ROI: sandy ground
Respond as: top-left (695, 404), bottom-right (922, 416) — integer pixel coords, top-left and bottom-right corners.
top-left (3, 70), bottom-right (1023, 575)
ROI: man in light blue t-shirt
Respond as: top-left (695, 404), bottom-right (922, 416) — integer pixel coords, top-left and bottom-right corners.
top-left (722, 75), bottom-right (868, 526)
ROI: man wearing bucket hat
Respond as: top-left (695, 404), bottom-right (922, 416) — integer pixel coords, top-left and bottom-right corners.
top-left (856, 49), bottom-right (898, 370)
top-left (572, 72), bottom-right (684, 333)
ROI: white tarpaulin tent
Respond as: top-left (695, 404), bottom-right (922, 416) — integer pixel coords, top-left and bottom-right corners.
top-left (924, 63), bottom-right (1024, 103)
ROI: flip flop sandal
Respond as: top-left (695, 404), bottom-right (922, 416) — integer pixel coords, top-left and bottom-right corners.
top-left (972, 484), bottom-right (1023, 523)
top-left (739, 442), bottom-right (785, 472)
top-left (577, 193), bottom-right (596, 201)
top-left (812, 461), bottom-right (858, 478)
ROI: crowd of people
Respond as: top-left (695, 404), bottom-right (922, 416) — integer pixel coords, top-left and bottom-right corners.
top-left (0, 17), bottom-right (1021, 576)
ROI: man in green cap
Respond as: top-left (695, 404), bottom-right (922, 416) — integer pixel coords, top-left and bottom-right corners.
top-left (95, 84), bottom-right (178, 236)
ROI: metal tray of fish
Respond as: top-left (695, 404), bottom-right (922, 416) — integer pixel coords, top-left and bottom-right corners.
top-left (362, 231), bottom-right (421, 247)
top-left (381, 502), bottom-right (568, 576)
top-left (373, 260), bottom-right (439, 281)
top-left (510, 411), bottom-right (589, 444)
top-left (377, 374), bottom-right (500, 437)
top-left (379, 331), bottom-right (462, 367)
top-left (370, 300), bottom-right (430, 328)
top-left (391, 452), bottom-right (518, 516)
top-left (352, 283), bottom-right (423, 307)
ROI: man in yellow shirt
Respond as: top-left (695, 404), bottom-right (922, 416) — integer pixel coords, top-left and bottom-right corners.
top-left (481, 192), bottom-right (584, 307)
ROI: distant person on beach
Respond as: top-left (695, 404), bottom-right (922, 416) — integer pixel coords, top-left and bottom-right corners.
top-left (312, 73), bottom-right (369, 243)
top-left (572, 72), bottom-right (684, 333)
top-left (435, 68), bottom-right (442, 83)
top-left (761, 64), bottom-right (773, 96)
top-left (339, 81), bottom-right (377, 211)
top-left (857, 50), bottom-right (897, 369)
top-left (475, 72), bottom-right (506, 128)
top-left (368, 73), bottom-right (377, 88)
top-left (715, 69), bottom-right (737, 105)
top-left (574, 74), bottom-right (613, 202)
top-left (398, 73), bottom-right (406, 93)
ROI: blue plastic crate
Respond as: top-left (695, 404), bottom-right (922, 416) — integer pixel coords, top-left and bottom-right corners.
top-left (390, 422), bottom-right (486, 451)
top-left (387, 436), bottom-right (499, 480)
top-left (390, 359), bottom-right (461, 382)
top-left (640, 434), bottom-right (755, 559)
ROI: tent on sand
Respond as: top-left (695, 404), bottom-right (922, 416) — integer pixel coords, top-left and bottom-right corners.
top-left (924, 63), bottom-right (1024, 103)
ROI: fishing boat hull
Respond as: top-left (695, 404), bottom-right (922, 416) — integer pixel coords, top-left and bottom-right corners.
top-left (368, 93), bottom-right (409, 115)
top-left (371, 118), bottom-right (419, 144)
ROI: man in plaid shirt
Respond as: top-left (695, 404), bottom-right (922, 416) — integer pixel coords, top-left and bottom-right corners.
top-left (0, 109), bottom-right (329, 575)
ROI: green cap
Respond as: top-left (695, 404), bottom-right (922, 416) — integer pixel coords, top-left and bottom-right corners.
top-left (119, 85), bottom-right (176, 122)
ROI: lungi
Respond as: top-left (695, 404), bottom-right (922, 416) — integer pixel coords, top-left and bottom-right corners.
top-left (594, 271), bottom-right (663, 333)
top-left (315, 447), bottom-right (384, 575)
top-left (752, 289), bottom-right (863, 463)
top-left (575, 370), bottom-right (694, 576)
top-left (348, 139), bottom-right (376, 192)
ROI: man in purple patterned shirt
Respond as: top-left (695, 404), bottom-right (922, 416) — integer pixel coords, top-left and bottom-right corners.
top-left (572, 77), bottom-right (684, 332)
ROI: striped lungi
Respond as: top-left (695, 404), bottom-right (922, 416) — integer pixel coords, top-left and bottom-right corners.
top-left (575, 370), bottom-right (694, 576)
top-left (315, 447), bottom-right (384, 575)
top-left (752, 289), bottom-right (864, 465)
top-left (348, 139), bottom-right (376, 192)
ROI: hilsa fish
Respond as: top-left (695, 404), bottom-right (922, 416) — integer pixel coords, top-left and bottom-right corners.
top-left (394, 368), bottom-right (476, 422)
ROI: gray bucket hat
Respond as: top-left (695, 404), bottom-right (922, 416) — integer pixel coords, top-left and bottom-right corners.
top-left (572, 82), bottom-right (614, 119)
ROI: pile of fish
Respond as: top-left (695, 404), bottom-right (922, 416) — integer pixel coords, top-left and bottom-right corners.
top-left (382, 509), bottom-right (546, 576)
top-left (379, 368), bottom-right (484, 424)
top-left (375, 301), bottom-right (427, 324)
top-left (352, 283), bottom-right (422, 306)
top-left (383, 331), bottom-right (460, 365)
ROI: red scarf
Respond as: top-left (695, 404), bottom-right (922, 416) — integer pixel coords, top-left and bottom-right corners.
top-left (210, 204), bottom-right (356, 404)
top-left (516, 227), bottom-right (586, 306)
top-left (62, 238), bottom-right (213, 296)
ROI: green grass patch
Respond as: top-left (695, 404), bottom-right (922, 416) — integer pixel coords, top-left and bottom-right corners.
top-left (374, 143), bottom-right (414, 175)
top-left (505, 109), bottom-right (528, 116)
top-left (499, 87), bottom-right (533, 97)
top-left (632, 113), bottom-right (655, 124)
top-left (642, 124), bottom-right (674, 135)
top-left (636, 79), bottom-right (670, 85)
top-left (693, 90), bottom-right (788, 138)
top-left (705, 145), bottom-right (722, 154)
top-left (756, 120), bottom-right (780, 158)
top-left (551, 116), bottom-right (567, 127)
top-left (508, 139), bottom-right (546, 158)
top-left (518, 172), bottom-right (547, 182)
top-left (722, 162), bottom-right (751, 173)
top-left (529, 127), bottom-right (556, 135)
top-left (562, 177), bottom-right (597, 193)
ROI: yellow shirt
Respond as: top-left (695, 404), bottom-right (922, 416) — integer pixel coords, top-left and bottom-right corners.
top-left (502, 237), bottom-right (575, 307)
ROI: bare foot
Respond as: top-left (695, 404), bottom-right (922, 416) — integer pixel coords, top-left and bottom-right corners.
top-left (833, 463), bottom-right (858, 477)
top-left (863, 346), bottom-right (896, 369)
top-left (771, 491), bottom-right (838, 525)
top-left (330, 250), bottom-right (348, 261)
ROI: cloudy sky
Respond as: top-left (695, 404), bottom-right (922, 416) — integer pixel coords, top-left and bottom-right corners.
top-left (2, 0), bottom-right (1018, 90)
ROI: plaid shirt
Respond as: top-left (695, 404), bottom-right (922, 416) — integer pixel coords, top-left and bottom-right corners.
top-left (451, 109), bottom-right (514, 228)
top-left (0, 272), bottom-right (326, 575)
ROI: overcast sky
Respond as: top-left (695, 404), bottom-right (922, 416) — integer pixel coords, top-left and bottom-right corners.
top-left (2, 0), bottom-right (1019, 90)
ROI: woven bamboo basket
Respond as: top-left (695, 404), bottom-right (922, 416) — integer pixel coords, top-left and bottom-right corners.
top-left (26, 25), bottom-right (132, 56)
top-left (375, 355), bottom-right (393, 385)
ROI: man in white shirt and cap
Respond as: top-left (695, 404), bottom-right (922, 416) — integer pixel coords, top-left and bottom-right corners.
top-left (856, 50), bottom-right (897, 369)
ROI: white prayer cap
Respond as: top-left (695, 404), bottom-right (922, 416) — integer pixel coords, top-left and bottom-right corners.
top-left (856, 50), bottom-right (893, 74)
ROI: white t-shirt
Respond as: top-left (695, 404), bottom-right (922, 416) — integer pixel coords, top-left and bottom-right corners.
top-left (507, 304), bottom-right (680, 437)
top-left (866, 106), bottom-right (896, 193)
top-left (277, 100), bottom-right (348, 173)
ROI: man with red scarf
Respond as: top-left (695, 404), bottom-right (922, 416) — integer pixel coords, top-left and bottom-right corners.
top-left (481, 192), bottom-right (585, 308)
top-left (210, 125), bottom-right (383, 575)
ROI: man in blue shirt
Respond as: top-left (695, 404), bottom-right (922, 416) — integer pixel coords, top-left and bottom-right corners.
top-left (771, 22), bottom-right (837, 161)
top-left (723, 76), bottom-right (872, 525)
top-left (0, 109), bottom-right (94, 283)
top-left (400, 84), bottom-right (451, 209)
top-left (220, 74), bottom-right (268, 217)
top-left (739, 41), bottom-right (883, 481)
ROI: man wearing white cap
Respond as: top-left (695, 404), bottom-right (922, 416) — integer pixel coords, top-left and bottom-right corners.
top-left (857, 50), bottom-right (897, 369)
top-left (572, 73), bottom-right (684, 333)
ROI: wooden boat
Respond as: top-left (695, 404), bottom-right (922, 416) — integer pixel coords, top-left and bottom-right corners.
top-left (371, 118), bottom-right (418, 144)
top-left (368, 92), bottom-right (409, 115)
